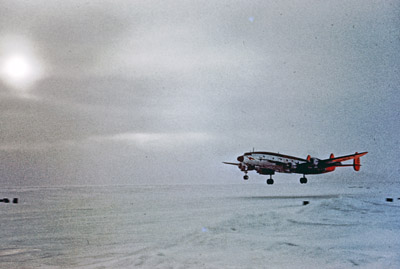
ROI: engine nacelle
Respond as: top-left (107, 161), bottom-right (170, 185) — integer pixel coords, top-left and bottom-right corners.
top-left (239, 163), bottom-right (248, 171)
top-left (289, 162), bottom-right (297, 169)
top-left (309, 157), bottom-right (319, 166)
top-left (283, 162), bottom-right (297, 173)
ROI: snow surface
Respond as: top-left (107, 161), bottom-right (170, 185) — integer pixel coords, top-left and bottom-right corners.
top-left (0, 177), bottom-right (399, 268)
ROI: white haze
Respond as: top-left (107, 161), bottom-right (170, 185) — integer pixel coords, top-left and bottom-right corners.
top-left (0, 0), bottom-right (399, 186)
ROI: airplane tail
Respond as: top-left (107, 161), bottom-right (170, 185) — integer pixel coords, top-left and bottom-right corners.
top-left (353, 152), bottom-right (361, 171)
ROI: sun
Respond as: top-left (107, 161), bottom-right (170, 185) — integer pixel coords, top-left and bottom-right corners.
top-left (0, 53), bottom-right (37, 91)
top-left (2, 55), bottom-right (31, 82)
top-left (0, 35), bottom-right (45, 98)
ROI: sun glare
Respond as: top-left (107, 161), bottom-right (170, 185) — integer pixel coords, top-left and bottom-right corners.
top-left (0, 35), bottom-right (45, 97)
top-left (3, 55), bottom-right (31, 82)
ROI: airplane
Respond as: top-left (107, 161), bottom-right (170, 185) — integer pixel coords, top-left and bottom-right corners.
top-left (223, 151), bottom-right (368, 184)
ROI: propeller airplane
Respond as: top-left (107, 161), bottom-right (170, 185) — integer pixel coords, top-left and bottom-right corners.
top-left (224, 151), bottom-right (368, 184)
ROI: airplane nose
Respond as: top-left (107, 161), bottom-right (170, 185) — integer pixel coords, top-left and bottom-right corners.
top-left (237, 155), bottom-right (244, 162)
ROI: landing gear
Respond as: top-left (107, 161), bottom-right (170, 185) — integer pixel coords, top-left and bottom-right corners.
top-left (300, 175), bottom-right (308, 184)
top-left (266, 174), bottom-right (274, 185)
top-left (243, 175), bottom-right (249, 180)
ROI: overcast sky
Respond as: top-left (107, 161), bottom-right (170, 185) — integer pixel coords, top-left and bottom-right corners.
top-left (0, 0), bottom-right (399, 186)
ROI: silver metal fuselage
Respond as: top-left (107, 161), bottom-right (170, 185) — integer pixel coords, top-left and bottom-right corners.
top-left (237, 152), bottom-right (327, 175)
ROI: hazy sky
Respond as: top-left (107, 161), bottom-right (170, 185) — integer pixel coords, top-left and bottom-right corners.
top-left (0, 0), bottom-right (399, 186)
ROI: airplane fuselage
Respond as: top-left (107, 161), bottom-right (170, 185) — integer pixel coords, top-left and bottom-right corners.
top-left (237, 152), bottom-right (330, 175)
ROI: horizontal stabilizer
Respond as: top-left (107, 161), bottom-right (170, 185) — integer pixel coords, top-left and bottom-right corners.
top-left (322, 151), bottom-right (368, 164)
top-left (333, 164), bottom-right (360, 167)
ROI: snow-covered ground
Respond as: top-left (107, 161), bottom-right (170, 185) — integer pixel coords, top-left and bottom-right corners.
top-left (1, 177), bottom-right (399, 268)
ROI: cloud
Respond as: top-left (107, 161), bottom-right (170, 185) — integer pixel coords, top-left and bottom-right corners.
top-left (92, 132), bottom-right (212, 149)
top-left (0, 140), bottom-right (78, 152)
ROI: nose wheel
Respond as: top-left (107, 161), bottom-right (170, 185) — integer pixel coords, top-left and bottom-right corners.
top-left (300, 176), bottom-right (308, 184)
top-left (243, 175), bottom-right (249, 180)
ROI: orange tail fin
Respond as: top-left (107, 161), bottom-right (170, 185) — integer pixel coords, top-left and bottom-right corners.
top-left (353, 152), bottom-right (361, 171)
top-left (326, 153), bottom-right (336, 172)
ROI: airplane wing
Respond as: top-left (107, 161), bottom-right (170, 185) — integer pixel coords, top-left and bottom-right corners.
top-left (222, 162), bottom-right (240, 166)
top-left (320, 152), bottom-right (368, 164)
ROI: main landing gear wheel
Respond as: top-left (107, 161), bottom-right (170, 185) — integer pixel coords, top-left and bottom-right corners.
top-left (243, 175), bottom-right (249, 180)
top-left (300, 177), bottom-right (308, 184)
top-left (266, 175), bottom-right (274, 185)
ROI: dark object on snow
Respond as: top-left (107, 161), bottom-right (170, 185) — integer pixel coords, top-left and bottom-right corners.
top-left (13, 198), bottom-right (18, 204)
top-left (386, 198), bottom-right (393, 202)
top-left (303, 201), bottom-right (309, 205)
top-left (3, 198), bottom-right (10, 203)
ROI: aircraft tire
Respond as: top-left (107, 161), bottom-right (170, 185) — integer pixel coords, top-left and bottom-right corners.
top-left (243, 175), bottom-right (249, 180)
top-left (267, 179), bottom-right (274, 185)
top-left (300, 177), bottom-right (308, 184)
